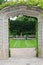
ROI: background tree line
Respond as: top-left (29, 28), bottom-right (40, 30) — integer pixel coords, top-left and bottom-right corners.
top-left (9, 15), bottom-right (38, 37)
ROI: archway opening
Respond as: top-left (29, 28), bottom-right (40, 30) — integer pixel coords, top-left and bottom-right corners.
top-left (8, 15), bottom-right (38, 57)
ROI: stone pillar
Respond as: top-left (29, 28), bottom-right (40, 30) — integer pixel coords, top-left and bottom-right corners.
top-left (38, 17), bottom-right (43, 58)
top-left (41, 17), bottom-right (43, 57)
top-left (0, 18), bottom-right (3, 59)
top-left (2, 18), bottom-right (9, 59)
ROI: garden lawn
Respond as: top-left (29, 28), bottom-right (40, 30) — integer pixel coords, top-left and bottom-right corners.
top-left (9, 39), bottom-right (37, 48)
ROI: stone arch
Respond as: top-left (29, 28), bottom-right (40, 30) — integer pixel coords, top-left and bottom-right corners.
top-left (0, 5), bottom-right (43, 59)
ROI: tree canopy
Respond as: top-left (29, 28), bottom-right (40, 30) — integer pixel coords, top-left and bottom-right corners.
top-left (9, 15), bottom-right (38, 36)
top-left (0, 0), bottom-right (5, 4)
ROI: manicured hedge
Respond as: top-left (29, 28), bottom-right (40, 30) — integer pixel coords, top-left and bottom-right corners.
top-left (0, 0), bottom-right (43, 10)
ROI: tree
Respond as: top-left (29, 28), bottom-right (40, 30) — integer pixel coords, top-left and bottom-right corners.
top-left (0, 0), bottom-right (5, 4)
top-left (9, 15), bottom-right (37, 37)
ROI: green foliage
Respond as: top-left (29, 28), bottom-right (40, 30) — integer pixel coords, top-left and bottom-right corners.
top-left (0, 0), bottom-right (4, 4)
top-left (35, 19), bottom-right (38, 56)
top-left (9, 15), bottom-right (37, 36)
top-left (0, 1), bottom-right (16, 9)
top-left (37, 0), bottom-right (43, 8)
top-left (26, 0), bottom-right (39, 6)
top-left (0, 0), bottom-right (43, 10)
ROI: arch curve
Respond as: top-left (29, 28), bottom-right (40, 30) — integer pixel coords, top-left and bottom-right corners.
top-left (0, 5), bottom-right (43, 59)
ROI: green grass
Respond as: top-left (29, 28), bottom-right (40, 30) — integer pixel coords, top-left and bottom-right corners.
top-left (9, 39), bottom-right (37, 48)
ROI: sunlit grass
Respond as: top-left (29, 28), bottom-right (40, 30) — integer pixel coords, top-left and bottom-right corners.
top-left (9, 38), bottom-right (37, 48)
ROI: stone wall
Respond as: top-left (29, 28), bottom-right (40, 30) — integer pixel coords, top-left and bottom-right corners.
top-left (0, 5), bottom-right (43, 59)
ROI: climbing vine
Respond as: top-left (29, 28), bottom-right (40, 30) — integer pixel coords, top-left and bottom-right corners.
top-left (0, 0), bottom-right (43, 10)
